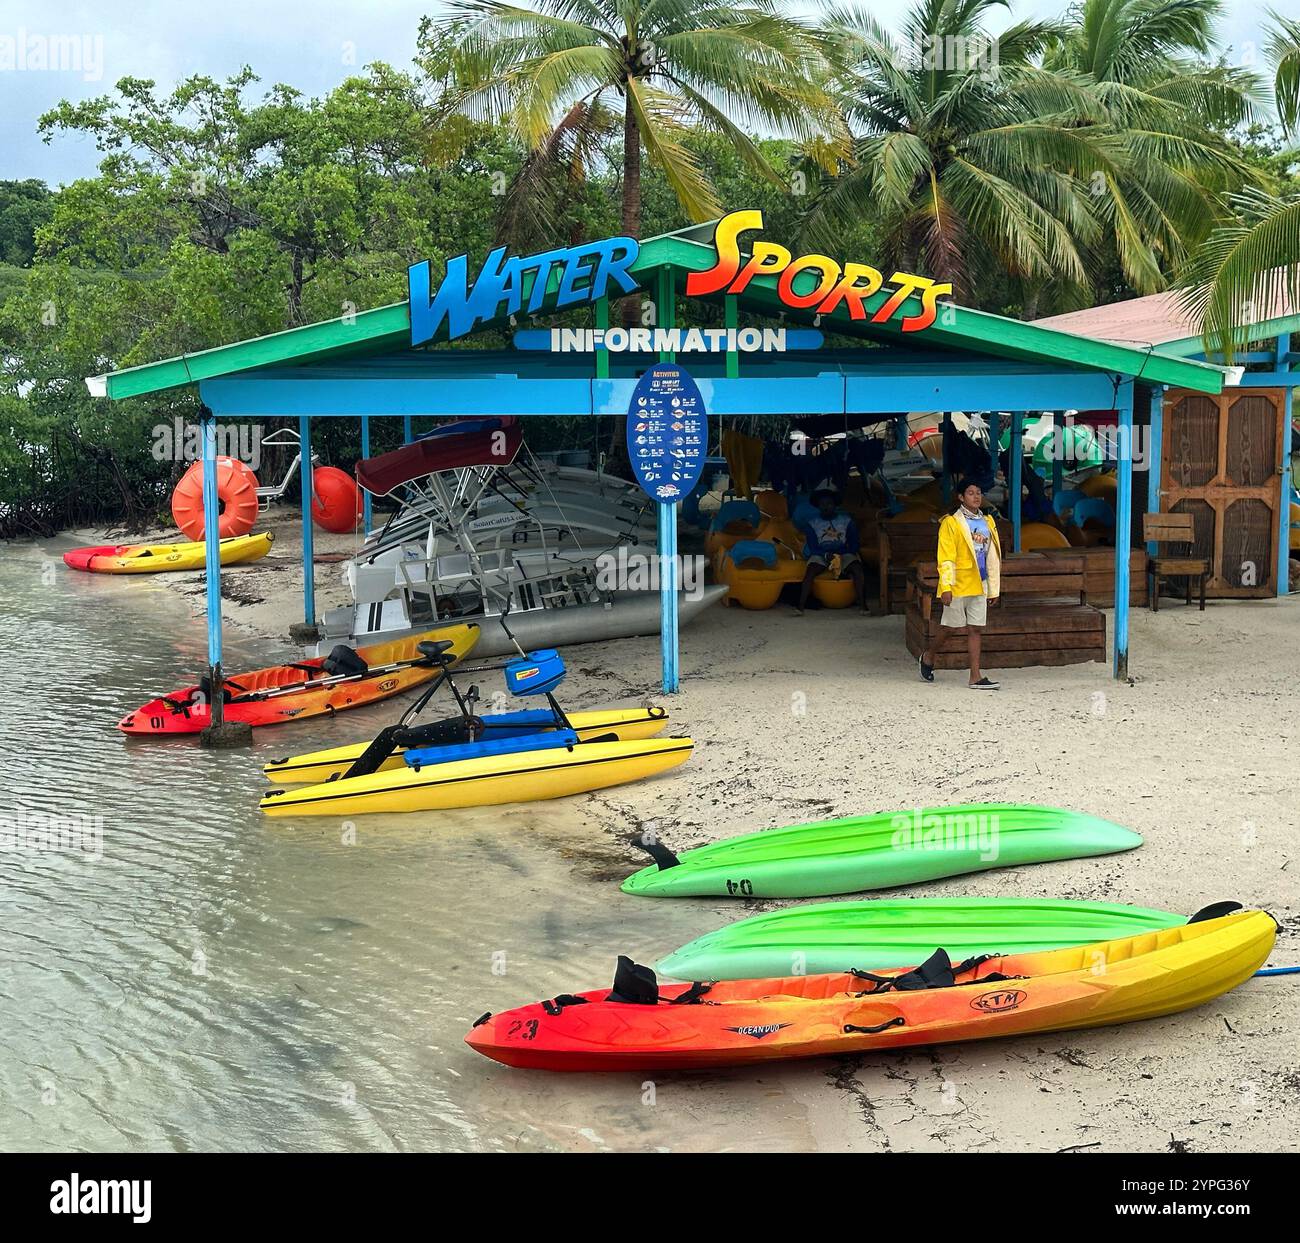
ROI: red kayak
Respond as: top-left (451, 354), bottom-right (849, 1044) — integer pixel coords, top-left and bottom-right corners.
top-left (118, 624), bottom-right (479, 735)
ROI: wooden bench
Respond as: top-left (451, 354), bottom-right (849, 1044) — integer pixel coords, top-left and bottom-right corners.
top-left (904, 553), bottom-right (1106, 669)
top-left (1143, 512), bottom-right (1208, 611)
top-left (1036, 546), bottom-right (1148, 608)
top-left (879, 515), bottom-right (1011, 615)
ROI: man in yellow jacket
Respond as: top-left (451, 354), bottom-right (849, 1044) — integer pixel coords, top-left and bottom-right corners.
top-left (920, 479), bottom-right (1002, 689)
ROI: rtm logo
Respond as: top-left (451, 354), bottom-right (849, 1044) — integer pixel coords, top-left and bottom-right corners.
top-left (50, 1174), bottom-right (151, 1223)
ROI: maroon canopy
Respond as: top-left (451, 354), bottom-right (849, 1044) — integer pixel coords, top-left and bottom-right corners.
top-left (356, 419), bottom-right (523, 496)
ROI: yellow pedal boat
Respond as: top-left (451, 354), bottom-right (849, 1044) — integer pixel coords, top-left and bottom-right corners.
top-left (259, 735), bottom-right (693, 816)
top-left (263, 705), bottom-right (672, 784)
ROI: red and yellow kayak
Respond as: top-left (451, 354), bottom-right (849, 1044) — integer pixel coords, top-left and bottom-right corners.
top-left (466, 909), bottom-right (1274, 1072)
top-left (118, 623), bottom-right (479, 735)
top-left (63, 531), bottom-right (273, 574)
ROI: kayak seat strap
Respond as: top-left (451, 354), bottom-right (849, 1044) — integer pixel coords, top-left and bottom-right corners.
top-left (667, 981), bottom-right (713, 1005)
top-left (852, 950), bottom-right (1007, 995)
top-left (542, 994), bottom-right (589, 1016)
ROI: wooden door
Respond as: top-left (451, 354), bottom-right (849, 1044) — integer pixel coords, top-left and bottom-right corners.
top-left (1161, 388), bottom-right (1285, 597)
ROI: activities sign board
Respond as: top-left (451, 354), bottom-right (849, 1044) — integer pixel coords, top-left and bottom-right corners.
top-left (625, 364), bottom-right (707, 504)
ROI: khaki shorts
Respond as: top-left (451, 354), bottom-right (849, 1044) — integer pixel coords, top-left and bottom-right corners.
top-left (941, 593), bottom-right (988, 627)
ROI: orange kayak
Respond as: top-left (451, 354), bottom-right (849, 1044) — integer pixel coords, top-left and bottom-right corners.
top-left (119, 624), bottom-right (479, 735)
top-left (466, 909), bottom-right (1275, 1072)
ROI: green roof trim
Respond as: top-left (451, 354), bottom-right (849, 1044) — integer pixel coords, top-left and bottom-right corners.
top-left (89, 225), bottom-right (1227, 400)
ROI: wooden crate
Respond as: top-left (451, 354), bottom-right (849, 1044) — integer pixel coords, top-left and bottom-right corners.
top-left (904, 553), bottom-right (1106, 669)
top-left (1036, 547), bottom-right (1148, 607)
top-left (880, 516), bottom-right (1012, 614)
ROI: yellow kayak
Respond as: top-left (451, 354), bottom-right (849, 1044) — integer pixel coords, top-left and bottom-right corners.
top-left (64, 531), bottom-right (273, 573)
top-left (260, 736), bottom-right (694, 816)
top-left (264, 705), bottom-right (671, 784)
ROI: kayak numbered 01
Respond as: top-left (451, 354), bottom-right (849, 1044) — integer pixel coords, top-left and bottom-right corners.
top-left (259, 733), bottom-right (694, 816)
top-left (621, 804), bottom-right (1144, 899)
top-left (656, 896), bottom-right (1198, 980)
top-left (264, 705), bottom-right (671, 784)
top-left (63, 531), bottom-right (273, 574)
top-left (465, 909), bottom-right (1277, 1072)
top-left (118, 623), bottom-right (480, 735)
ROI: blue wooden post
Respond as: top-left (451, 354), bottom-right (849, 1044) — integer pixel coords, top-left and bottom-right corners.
top-left (1146, 386), bottom-right (1164, 558)
top-left (299, 414), bottom-right (316, 626)
top-left (940, 413), bottom-right (953, 505)
top-left (1277, 334), bottom-right (1293, 596)
top-left (403, 414), bottom-right (414, 444)
top-left (1051, 412), bottom-right (1064, 498)
top-left (360, 412), bottom-right (373, 535)
top-left (988, 412), bottom-right (1001, 483)
top-left (659, 502), bottom-right (679, 693)
top-left (656, 266), bottom-right (680, 693)
top-left (1009, 411), bottom-right (1023, 551)
top-left (894, 415), bottom-right (907, 451)
top-left (1114, 384), bottom-right (1135, 679)
top-left (200, 409), bottom-right (225, 723)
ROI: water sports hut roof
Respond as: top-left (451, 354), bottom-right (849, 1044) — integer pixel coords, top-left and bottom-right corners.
top-left (85, 222), bottom-right (1237, 695)
top-left (1033, 272), bottom-right (1300, 359)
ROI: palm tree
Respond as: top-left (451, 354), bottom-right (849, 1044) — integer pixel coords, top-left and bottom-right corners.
top-left (419, 0), bottom-right (840, 252)
top-left (1046, 0), bottom-right (1267, 298)
top-left (1175, 11), bottom-right (1300, 361)
top-left (807, 0), bottom-right (1119, 303)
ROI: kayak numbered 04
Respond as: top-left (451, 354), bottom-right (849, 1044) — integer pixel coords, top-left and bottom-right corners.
top-left (465, 909), bottom-right (1277, 1072)
top-left (620, 804), bottom-right (1144, 899)
top-left (63, 531), bottom-right (273, 574)
top-left (118, 623), bottom-right (480, 735)
top-left (259, 734), bottom-right (694, 816)
top-left (264, 705), bottom-right (671, 784)
top-left (656, 896), bottom-right (1200, 980)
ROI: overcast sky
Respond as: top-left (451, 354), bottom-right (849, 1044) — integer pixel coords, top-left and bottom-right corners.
top-left (1, 0), bottom-right (1280, 187)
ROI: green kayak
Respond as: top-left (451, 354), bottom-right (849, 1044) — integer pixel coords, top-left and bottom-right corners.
top-left (656, 897), bottom-right (1184, 980)
top-left (621, 804), bottom-right (1143, 899)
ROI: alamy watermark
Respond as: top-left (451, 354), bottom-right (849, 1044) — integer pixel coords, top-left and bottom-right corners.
top-left (0, 809), bottom-right (103, 861)
top-left (594, 548), bottom-right (706, 600)
top-left (0, 29), bottom-right (103, 81)
top-left (151, 418), bottom-right (263, 470)
top-left (889, 807), bottom-right (1000, 861)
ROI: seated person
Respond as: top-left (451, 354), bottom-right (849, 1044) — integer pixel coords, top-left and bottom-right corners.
top-left (797, 487), bottom-right (867, 614)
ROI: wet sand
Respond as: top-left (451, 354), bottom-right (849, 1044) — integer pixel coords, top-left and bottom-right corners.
top-left (59, 507), bottom-right (1300, 1152)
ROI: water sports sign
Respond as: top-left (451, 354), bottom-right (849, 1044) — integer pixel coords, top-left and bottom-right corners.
top-left (626, 365), bottom-right (707, 504)
top-left (685, 211), bottom-right (952, 331)
top-left (408, 210), bottom-right (948, 345)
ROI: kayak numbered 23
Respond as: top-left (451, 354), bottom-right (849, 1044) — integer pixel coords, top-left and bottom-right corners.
top-left (466, 910), bottom-right (1277, 1072)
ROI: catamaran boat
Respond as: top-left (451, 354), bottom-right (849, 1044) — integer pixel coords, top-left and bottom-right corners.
top-left (316, 418), bottom-right (723, 658)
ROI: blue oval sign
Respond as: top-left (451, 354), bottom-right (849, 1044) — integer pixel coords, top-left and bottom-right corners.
top-left (626, 364), bottom-right (707, 504)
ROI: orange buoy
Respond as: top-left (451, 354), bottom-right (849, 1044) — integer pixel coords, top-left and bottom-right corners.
top-left (170, 457), bottom-right (260, 541)
top-left (310, 466), bottom-right (364, 532)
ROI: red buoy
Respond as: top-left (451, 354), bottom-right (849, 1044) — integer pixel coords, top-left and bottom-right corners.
top-left (310, 466), bottom-right (364, 532)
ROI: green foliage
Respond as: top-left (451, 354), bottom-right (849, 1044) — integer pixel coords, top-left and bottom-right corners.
top-left (1, 3), bottom-right (1294, 533)
top-left (0, 180), bottom-right (53, 266)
